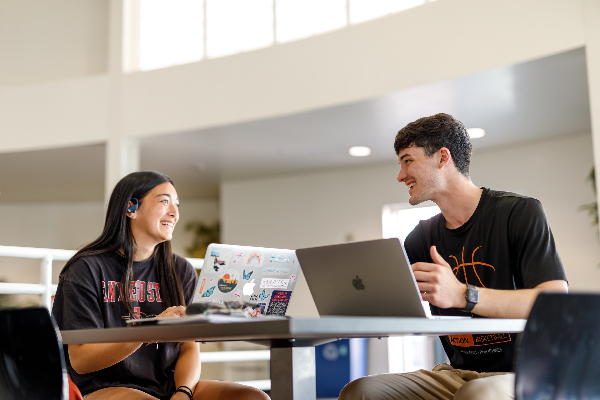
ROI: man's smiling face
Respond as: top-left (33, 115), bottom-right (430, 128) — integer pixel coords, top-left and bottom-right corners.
top-left (396, 145), bottom-right (441, 205)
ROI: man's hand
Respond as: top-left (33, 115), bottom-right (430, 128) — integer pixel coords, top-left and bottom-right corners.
top-left (412, 246), bottom-right (568, 318)
top-left (411, 246), bottom-right (467, 309)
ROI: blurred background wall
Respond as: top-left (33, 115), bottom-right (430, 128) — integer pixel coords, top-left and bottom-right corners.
top-left (0, 0), bottom-right (599, 302)
top-left (2, 0), bottom-right (600, 387)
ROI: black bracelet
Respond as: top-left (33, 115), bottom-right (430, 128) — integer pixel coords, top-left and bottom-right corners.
top-left (175, 386), bottom-right (193, 400)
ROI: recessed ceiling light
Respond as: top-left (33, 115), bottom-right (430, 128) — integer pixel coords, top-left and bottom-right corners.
top-left (349, 146), bottom-right (372, 157)
top-left (467, 128), bottom-right (485, 139)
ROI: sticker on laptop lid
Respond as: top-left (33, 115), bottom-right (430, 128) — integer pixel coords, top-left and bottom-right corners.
top-left (208, 249), bottom-right (232, 272)
top-left (201, 286), bottom-right (215, 297)
top-left (245, 251), bottom-right (263, 267)
top-left (260, 278), bottom-right (290, 289)
top-left (250, 289), bottom-right (270, 302)
top-left (263, 267), bottom-right (290, 275)
top-left (198, 279), bottom-right (206, 295)
top-left (269, 252), bottom-right (291, 263)
top-left (266, 290), bottom-right (292, 316)
top-left (217, 269), bottom-right (239, 293)
top-left (231, 251), bottom-right (244, 265)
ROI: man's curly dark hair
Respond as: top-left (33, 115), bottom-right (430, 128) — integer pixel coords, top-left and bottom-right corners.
top-left (394, 113), bottom-right (472, 177)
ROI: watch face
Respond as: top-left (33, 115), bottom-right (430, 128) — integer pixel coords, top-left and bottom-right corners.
top-left (467, 286), bottom-right (479, 303)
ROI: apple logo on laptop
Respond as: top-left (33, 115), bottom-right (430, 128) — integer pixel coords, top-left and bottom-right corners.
top-left (352, 275), bottom-right (365, 290)
top-left (243, 279), bottom-right (256, 296)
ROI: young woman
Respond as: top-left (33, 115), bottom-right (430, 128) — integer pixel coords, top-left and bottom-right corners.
top-left (52, 171), bottom-right (269, 400)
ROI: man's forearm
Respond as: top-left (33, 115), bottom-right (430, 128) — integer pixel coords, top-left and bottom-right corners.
top-left (471, 280), bottom-right (568, 319)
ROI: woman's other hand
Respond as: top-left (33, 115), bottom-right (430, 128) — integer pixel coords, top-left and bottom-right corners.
top-left (156, 306), bottom-right (187, 319)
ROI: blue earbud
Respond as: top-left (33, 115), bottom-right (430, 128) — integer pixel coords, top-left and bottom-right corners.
top-left (127, 198), bottom-right (139, 213)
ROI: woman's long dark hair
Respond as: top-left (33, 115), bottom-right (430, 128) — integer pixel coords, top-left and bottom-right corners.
top-left (60, 171), bottom-right (185, 317)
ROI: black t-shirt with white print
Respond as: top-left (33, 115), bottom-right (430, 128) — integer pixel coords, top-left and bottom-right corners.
top-left (404, 188), bottom-right (567, 373)
top-left (52, 251), bottom-right (197, 399)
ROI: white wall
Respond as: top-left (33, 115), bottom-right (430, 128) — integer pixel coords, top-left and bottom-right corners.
top-left (222, 132), bottom-right (600, 292)
top-left (0, 0), bottom-right (586, 153)
top-left (121, 0), bottom-right (585, 139)
top-left (0, 199), bottom-right (219, 304)
top-left (0, 0), bottom-right (109, 88)
top-left (470, 133), bottom-right (600, 291)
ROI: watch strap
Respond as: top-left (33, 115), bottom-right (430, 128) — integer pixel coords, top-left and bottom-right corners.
top-left (461, 284), bottom-right (479, 312)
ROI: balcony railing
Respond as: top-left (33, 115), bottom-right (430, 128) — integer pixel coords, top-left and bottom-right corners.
top-left (0, 245), bottom-right (270, 391)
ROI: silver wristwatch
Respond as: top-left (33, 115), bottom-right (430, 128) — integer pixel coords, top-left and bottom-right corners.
top-left (461, 284), bottom-right (479, 312)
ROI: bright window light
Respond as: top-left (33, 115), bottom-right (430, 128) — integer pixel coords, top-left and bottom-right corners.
top-left (134, 0), bottom-right (440, 71)
top-left (388, 336), bottom-right (434, 373)
top-left (382, 202), bottom-right (441, 243)
top-left (206, 0), bottom-right (274, 59)
top-left (350, 0), bottom-right (427, 24)
top-left (276, 0), bottom-right (347, 43)
top-left (382, 202), bottom-right (442, 373)
top-left (467, 128), bottom-right (485, 139)
top-left (349, 146), bottom-right (371, 157)
top-left (138, 0), bottom-right (204, 71)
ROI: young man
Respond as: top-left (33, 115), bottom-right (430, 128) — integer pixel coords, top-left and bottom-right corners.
top-left (339, 113), bottom-right (568, 400)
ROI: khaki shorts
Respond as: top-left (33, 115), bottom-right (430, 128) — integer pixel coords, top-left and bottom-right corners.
top-left (338, 363), bottom-right (514, 400)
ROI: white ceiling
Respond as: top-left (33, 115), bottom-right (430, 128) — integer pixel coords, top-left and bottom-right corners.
top-left (0, 47), bottom-right (590, 202)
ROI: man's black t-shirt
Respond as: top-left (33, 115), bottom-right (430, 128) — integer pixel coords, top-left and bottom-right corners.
top-left (52, 251), bottom-right (197, 399)
top-left (404, 188), bottom-right (567, 372)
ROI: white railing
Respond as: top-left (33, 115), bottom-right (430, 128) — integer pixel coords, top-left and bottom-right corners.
top-left (0, 245), bottom-right (75, 309)
top-left (0, 245), bottom-right (271, 391)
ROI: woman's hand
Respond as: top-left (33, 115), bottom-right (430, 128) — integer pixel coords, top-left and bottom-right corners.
top-left (156, 306), bottom-right (187, 319)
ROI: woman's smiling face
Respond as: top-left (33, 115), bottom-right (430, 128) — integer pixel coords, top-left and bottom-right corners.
top-left (129, 181), bottom-right (179, 249)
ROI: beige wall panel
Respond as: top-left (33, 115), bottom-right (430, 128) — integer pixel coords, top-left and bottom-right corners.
top-left (222, 133), bottom-right (600, 292)
top-left (0, 0), bottom-right (109, 87)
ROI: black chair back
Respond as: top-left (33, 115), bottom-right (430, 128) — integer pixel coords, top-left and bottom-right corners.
top-left (514, 293), bottom-right (600, 399)
top-left (0, 307), bottom-right (68, 400)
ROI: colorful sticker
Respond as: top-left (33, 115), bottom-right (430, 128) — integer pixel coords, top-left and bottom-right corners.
top-left (231, 251), bottom-right (244, 265)
top-left (198, 278), bottom-right (206, 295)
top-left (251, 289), bottom-right (270, 302)
top-left (270, 253), bottom-right (291, 263)
top-left (243, 269), bottom-right (253, 280)
top-left (242, 279), bottom-right (256, 296)
top-left (260, 278), bottom-right (290, 289)
top-left (289, 275), bottom-right (296, 282)
top-left (208, 249), bottom-right (232, 272)
top-left (246, 251), bottom-right (263, 267)
top-left (217, 269), bottom-right (239, 293)
top-left (266, 290), bottom-right (292, 316)
top-left (234, 290), bottom-right (242, 298)
top-left (263, 267), bottom-right (290, 275)
top-left (259, 289), bottom-right (270, 301)
top-left (258, 303), bottom-right (267, 314)
top-left (201, 286), bottom-right (215, 297)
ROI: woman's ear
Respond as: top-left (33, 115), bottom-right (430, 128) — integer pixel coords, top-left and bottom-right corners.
top-left (127, 198), bottom-right (139, 218)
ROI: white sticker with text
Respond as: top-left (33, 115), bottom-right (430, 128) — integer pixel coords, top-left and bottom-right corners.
top-left (260, 278), bottom-right (290, 289)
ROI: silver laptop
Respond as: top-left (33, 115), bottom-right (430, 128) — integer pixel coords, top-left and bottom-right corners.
top-left (192, 243), bottom-right (302, 316)
top-left (296, 238), bottom-right (455, 318)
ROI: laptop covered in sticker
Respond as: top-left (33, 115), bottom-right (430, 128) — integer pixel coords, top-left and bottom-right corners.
top-left (191, 243), bottom-right (301, 317)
